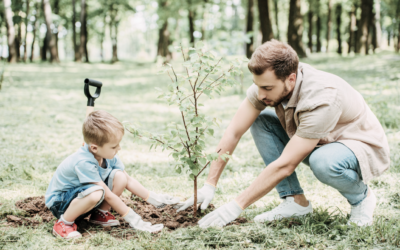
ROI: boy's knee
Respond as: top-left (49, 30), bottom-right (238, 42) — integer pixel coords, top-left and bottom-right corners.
top-left (114, 170), bottom-right (127, 186)
top-left (87, 190), bottom-right (104, 204)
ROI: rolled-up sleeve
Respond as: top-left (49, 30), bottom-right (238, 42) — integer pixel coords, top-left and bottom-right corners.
top-left (296, 104), bottom-right (342, 139)
top-left (246, 84), bottom-right (267, 111)
top-left (75, 161), bottom-right (102, 184)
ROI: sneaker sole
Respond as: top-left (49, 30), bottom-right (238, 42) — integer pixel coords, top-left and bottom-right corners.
top-left (255, 210), bottom-right (313, 223)
top-left (52, 229), bottom-right (82, 239)
top-left (89, 220), bottom-right (120, 227)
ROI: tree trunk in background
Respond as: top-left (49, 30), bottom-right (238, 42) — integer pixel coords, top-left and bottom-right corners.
top-left (374, 0), bottom-right (381, 49)
top-left (100, 14), bottom-right (106, 62)
top-left (3, 0), bottom-right (17, 63)
top-left (157, 20), bottom-right (172, 62)
top-left (53, 0), bottom-right (59, 60)
top-left (397, 22), bottom-right (400, 52)
top-left (23, 0), bottom-right (30, 62)
top-left (308, 8), bottom-right (313, 52)
top-left (43, 0), bottom-right (59, 62)
top-left (348, 5), bottom-right (356, 53)
top-left (72, 0), bottom-right (80, 62)
top-left (0, 13), bottom-right (4, 60)
top-left (245, 0), bottom-right (254, 58)
top-left (395, 0), bottom-right (400, 52)
top-left (387, 28), bottom-right (390, 47)
top-left (201, 1), bottom-right (207, 40)
top-left (316, 0), bottom-right (321, 52)
top-left (80, 0), bottom-right (89, 62)
top-left (258, 0), bottom-right (274, 43)
top-left (188, 9), bottom-right (195, 45)
top-left (112, 21), bottom-right (118, 62)
top-left (16, 23), bottom-right (21, 60)
top-left (288, 0), bottom-right (306, 57)
top-left (335, 3), bottom-right (342, 54)
top-left (356, 0), bottom-right (373, 54)
top-left (273, 0), bottom-right (280, 40)
top-left (326, 0), bottom-right (332, 52)
top-left (30, 2), bottom-right (39, 62)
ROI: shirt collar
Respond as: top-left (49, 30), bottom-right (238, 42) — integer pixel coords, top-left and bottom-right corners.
top-left (286, 63), bottom-right (303, 109)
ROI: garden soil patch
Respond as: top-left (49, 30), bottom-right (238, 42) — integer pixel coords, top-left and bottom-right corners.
top-left (6, 195), bottom-right (247, 238)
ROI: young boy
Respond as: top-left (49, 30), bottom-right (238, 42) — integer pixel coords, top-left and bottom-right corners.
top-left (45, 110), bottom-right (180, 239)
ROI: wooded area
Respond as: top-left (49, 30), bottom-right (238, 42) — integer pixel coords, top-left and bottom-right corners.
top-left (1, 0), bottom-right (400, 63)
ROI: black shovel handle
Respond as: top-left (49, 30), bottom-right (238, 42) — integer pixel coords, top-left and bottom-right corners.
top-left (84, 78), bottom-right (103, 106)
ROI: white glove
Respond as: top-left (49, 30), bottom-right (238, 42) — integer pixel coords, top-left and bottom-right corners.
top-left (123, 209), bottom-right (163, 233)
top-left (146, 191), bottom-right (180, 208)
top-left (198, 200), bottom-right (243, 228)
top-left (175, 183), bottom-right (215, 212)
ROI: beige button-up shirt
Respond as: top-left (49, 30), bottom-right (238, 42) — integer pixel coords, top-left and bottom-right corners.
top-left (247, 62), bottom-right (390, 182)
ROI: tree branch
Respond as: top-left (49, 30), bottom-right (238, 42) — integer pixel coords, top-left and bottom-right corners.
top-left (196, 149), bottom-right (222, 177)
top-left (197, 57), bottom-right (223, 89)
top-left (197, 66), bottom-right (234, 99)
top-left (125, 127), bottom-right (179, 152)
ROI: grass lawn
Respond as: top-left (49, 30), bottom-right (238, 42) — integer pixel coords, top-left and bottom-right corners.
top-left (0, 52), bottom-right (399, 249)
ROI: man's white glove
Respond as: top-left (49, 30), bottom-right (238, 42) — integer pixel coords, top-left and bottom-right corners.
top-left (146, 191), bottom-right (180, 208)
top-left (198, 200), bottom-right (243, 228)
top-left (175, 183), bottom-right (215, 212)
top-left (123, 209), bottom-right (163, 233)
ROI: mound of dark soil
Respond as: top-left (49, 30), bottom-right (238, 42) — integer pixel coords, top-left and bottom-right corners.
top-left (6, 195), bottom-right (247, 238)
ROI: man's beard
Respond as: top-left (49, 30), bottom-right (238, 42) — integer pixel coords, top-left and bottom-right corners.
top-left (262, 85), bottom-right (291, 107)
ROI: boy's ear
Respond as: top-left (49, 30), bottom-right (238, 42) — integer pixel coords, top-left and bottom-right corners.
top-left (89, 144), bottom-right (99, 153)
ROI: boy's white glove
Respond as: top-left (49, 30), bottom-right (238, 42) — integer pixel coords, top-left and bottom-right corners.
top-left (146, 191), bottom-right (181, 208)
top-left (175, 183), bottom-right (215, 212)
top-left (123, 209), bottom-right (163, 232)
top-left (198, 200), bottom-right (243, 228)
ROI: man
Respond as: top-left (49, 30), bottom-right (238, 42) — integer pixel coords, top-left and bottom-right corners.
top-left (175, 40), bottom-right (390, 227)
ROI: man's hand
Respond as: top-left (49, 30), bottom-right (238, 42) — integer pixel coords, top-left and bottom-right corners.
top-left (146, 191), bottom-right (180, 208)
top-left (175, 183), bottom-right (215, 212)
top-left (198, 200), bottom-right (243, 228)
top-left (123, 209), bottom-right (163, 233)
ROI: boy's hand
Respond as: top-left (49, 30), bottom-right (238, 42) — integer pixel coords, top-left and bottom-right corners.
top-left (123, 209), bottom-right (163, 233)
top-left (146, 191), bottom-right (180, 208)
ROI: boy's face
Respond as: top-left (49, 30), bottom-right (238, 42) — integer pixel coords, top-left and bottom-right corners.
top-left (89, 133), bottom-right (123, 160)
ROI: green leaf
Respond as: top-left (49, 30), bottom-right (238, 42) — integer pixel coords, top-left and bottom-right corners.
top-left (195, 41), bottom-right (205, 49)
top-left (175, 167), bottom-right (182, 174)
top-left (189, 174), bottom-right (195, 180)
top-left (198, 157), bottom-right (207, 165)
top-left (207, 128), bottom-right (214, 136)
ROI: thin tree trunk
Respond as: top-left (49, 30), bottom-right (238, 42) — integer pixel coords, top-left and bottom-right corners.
top-left (30, 3), bottom-right (39, 62)
top-left (80, 0), bottom-right (89, 62)
top-left (100, 14), bottom-right (106, 62)
top-left (110, 5), bottom-right (118, 63)
top-left (374, 0), bottom-right (382, 49)
top-left (3, 0), bottom-right (17, 63)
top-left (188, 9), bottom-right (195, 45)
top-left (308, 7), bottom-right (313, 52)
top-left (245, 0), bottom-right (254, 58)
top-left (72, 0), bottom-right (80, 61)
top-left (316, 0), bottom-right (321, 52)
top-left (0, 13), bottom-right (4, 60)
top-left (201, 1), bottom-right (207, 40)
top-left (193, 177), bottom-right (197, 217)
top-left (387, 28), bottom-right (390, 47)
top-left (258, 0), bottom-right (274, 43)
top-left (16, 23), bottom-right (21, 60)
top-left (336, 3), bottom-right (342, 54)
top-left (23, 0), bottom-right (30, 62)
top-left (356, 0), bottom-right (373, 54)
top-left (397, 22), bottom-right (400, 53)
top-left (157, 20), bottom-right (172, 62)
top-left (53, 0), bottom-right (59, 60)
top-left (287, 0), bottom-right (306, 57)
top-left (348, 5), bottom-right (356, 53)
top-left (273, 0), bottom-right (280, 40)
top-left (326, 0), bottom-right (332, 52)
top-left (43, 0), bottom-right (59, 62)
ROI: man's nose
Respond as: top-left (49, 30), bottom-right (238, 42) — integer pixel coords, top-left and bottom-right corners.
top-left (258, 88), bottom-right (267, 100)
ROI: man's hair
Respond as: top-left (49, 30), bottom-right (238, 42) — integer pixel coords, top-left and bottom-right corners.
top-left (248, 39), bottom-right (299, 81)
top-left (83, 110), bottom-right (124, 146)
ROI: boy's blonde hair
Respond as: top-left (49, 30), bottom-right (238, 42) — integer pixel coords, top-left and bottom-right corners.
top-left (83, 110), bottom-right (124, 146)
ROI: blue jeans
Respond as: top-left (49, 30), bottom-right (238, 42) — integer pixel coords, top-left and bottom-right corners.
top-left (250, 109), bottom-right (368, 206)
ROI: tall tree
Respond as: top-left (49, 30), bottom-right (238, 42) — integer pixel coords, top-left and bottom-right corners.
top-left (258, 0), bottom-right (274, 43)
top-left (273, 0), bottom-right (280, 40)
top-left (156, 20), bottom-right (172, 62)
top-left (288, 0), bottom-right (306, 57)
top-left (188, 6), bottom-right (195, 45)
top-left (245, 0), bottom-right (254, 58)
top-left (396, 0), bottom-right (400, 52)
top-left (335, 3), bottom-right (342, 54)
top-left (72, 0), bottom-right (80, 61)
top-left (30, 2), bottom-right (39, 62)
top-left (348, 4), bottom-right (356, 53)
top-left (80, 0), bottom-right (89, 62)
top-left (326, 0), bottom-right (332, 52)
top-left (308, 0), bottom-right (313, 52)
top-left (109, 3), bottom-right (119, 63)
top-left (374, 0), bottom-right (382, 49)
top-left (23, 0), bottom-right (29, 62)
top-left (3, 0), bottom-right (17, 63)
top-left (316, 0), bottom-right (321, 52)
top-left (356, 0), bottom-right (373, 54)
top-left (43, 0), bottom-right (59, 62)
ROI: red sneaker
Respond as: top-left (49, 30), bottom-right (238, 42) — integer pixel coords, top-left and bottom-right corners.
top-left (52, 220), bottom-right (82, 239)
top-left (89, 209), bottom-right (120, 227)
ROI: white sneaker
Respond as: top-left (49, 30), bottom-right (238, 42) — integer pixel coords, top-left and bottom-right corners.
top-left (254, 197), bottom-right (313, 223)
top-left (347, 188), bottom-right (376, 226)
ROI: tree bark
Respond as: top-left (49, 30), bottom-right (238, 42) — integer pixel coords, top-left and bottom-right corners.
top-left (72, 0), bottom-right (80, 61)
top-left (3, 0), bottom-right (17, 63)
top-left (188, 9), bottom-right (195, 46)
top-left (397, 22), bottom-right (400, 53)
top-left (43, 0), bottom-right (59, 62)
top-left (316, 0), bottom-right (321, 52)
top-left (335, 3), bottom-right (342, 54)
top-left (30, 2), bottom-right (39, 62)
top-left (287, 0), bottom-right (306, 57)
top-left (23, 0), bottom-right (30, 62)
top-left (326, 0), bottom-right (332, 52)
top-left (273, 0), bottom-right (280, 40)
top-left (80, 0), bottom-right (89, 62)
top-left (245, 0), bottom-right (254, 58)
top-left (157, 20), bottom-right (172, 62)
top-left (373, 0), bottom-right (382, 49)
top-left (53, 0), bottom-right (59, 60)
top-left (109, 4), bottom-right (118, 63)
top-left (100, 14), bottom-right (106, 62)
top-left (348, 5), bottom-right (356, 53)
top-left (201, 1), bottom-right (207, 40)
top-left (258, 0), bottom-right (274, 43)
top-left (356, 0), bottom-right (373, 54)
top-left (16, 22), bottom-right (22, 60)
top-left (308, 7), bottom-right (313, 52)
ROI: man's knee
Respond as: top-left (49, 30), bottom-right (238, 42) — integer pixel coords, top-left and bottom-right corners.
top-left (87, 190), bottom-right (104, 204)
top-left (250, 109), bottom-right (279, 135)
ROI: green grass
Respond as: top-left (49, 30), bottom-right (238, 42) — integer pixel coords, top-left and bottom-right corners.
top-left (0, 52), bottom-right (399, 249)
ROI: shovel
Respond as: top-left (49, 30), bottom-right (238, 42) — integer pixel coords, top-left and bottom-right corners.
top-left (84, 78), bottom-right (103, 118)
